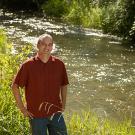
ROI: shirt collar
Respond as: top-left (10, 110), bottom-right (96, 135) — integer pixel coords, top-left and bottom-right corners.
top-left (34, 54), bottom-right (55, 63)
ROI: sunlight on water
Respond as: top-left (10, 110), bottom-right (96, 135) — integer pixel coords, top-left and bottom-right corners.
top-left (0, 10), bottom-right (135, 122)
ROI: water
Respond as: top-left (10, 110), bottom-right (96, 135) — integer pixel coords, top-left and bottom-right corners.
top-left (0, 9), bottom-right (135, 123)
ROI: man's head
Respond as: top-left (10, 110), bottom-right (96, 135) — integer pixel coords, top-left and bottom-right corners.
top-left (37, 34), bottom-right (53, 55)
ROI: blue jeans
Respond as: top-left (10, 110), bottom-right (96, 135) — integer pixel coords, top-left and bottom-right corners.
top-left (29, 113), bottom-right (68, 135)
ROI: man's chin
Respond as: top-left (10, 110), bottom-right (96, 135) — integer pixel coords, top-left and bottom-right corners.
top-left (43, 52), bottom-right (51, 55)
top-left (38, 51), bottom-right (51, 55)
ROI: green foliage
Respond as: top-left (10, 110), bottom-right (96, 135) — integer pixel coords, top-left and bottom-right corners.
top-left (65, 0), bottom-right (102, 28)
top-left (0, 30), bottom-right (33, 134)
top-left (129, 20), bottom-right (135, 43)
top-left (65, 1), bottom-right (83, 25)
top-left (64, 0), bottom-right (135, 43)
top-left (41, 0), bottom-right (68, 17)
top-left (98, 0), bottom-right (117, 7)
top-left (86, 7), bottom-right (102, 28)
top-left (0, 30), bottom-right (32, 91)
top-left (1, 0), bottom-right (135, 43)
top-left (101, 3), bottom-right (117, 34)
top-left (67, 111), bottom-right (135, 135)
top-left (101, 0), bottom-right (135, 39)
top-left (0, 29), bottom-right (8, 54)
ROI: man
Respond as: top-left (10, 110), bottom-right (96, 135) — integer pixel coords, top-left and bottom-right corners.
top-left (11, 34), bottom-right (69, 135)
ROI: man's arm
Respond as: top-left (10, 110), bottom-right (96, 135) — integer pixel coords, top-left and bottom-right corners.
top-left (11, 84), bottom-right (33, 118)
top-left (61, 85), bottom-right (68, 111)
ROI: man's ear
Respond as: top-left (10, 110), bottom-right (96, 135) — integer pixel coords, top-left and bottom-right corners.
top-left (37, 39), bottom-right (41, 49)
top-left (37, 43), bottom-right (39, 49)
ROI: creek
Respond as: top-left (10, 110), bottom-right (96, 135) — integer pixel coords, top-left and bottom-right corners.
top-left (0, 9), bottom-right (135, 123)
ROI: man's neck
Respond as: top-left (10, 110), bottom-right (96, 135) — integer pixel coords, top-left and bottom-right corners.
top-left (37, 52), bottom-right (51, 63)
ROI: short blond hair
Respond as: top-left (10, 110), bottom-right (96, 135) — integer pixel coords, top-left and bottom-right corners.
top-left (37, 34), bottom-right (53, 45)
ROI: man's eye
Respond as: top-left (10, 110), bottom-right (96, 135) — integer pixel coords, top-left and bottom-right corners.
top-left (41, 43), bottom-right (45, 46)
top-left (49, 44), bottom-right (52, 47)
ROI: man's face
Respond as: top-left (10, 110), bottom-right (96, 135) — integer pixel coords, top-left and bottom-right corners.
top-left (37, 37), bottom-right (53, 55)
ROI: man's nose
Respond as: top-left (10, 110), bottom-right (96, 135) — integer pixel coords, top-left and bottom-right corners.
top-left (46, 44), bottom-right (50, 49)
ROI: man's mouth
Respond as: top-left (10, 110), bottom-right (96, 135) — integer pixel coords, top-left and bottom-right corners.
top-left (44, 49), bottom-right (49, 52)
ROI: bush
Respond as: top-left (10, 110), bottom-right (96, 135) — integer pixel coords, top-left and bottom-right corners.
top-left (65, 1), bottom-right (102, 28)
top-left (101, 3), bottom-right (117, 34)
top-left (0, 29), bottom-right (32, 134)
top-left (65, 1), bottom-right (83, 25)
top-left (0, 29), bottom-right (11, 54)
top-left (101, 0), bottom-right (135, 41)
top-left (129, 20), bottom-right (135, 43)
top-left (41, 0), bottom-right (68, 17)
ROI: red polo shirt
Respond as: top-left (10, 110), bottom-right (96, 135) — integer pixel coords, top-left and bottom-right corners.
top-left (13, 55), bottom-right (69, 118)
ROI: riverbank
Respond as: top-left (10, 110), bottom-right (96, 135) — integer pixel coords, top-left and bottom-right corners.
top-left (0, 0), bottom-right (135, 44)
top-left (0, 29), bottom-right (135, 134)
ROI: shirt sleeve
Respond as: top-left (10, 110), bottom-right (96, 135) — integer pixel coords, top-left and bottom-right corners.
top-left (61, 63), bottom-right (69, 86)
top-left (12, 64), bottom-right (28, 88)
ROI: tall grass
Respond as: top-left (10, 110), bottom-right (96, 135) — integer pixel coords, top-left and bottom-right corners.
top-left (41, 0), bottom-right (68, 17)
top-left (67, 111), bottom-right (135, 135)
top-left (64, 1), bottom-right (102, 29)
top-left (0, 30), bottom-right (135, 134)
top-left (0, 29), bottom-right (32, 135)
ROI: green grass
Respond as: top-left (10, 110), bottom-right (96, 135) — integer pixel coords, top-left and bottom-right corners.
top-left (0, 30), bottom-right (135, 135)
top-left (67, 111), bottom-right (135, 135)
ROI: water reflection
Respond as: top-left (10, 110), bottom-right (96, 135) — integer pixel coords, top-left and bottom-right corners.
top-left (0, 9), bottom-right (135, 123)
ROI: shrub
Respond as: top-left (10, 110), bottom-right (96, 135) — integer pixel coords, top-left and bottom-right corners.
top-left (0, 29), bottom-right (32, 134)
top-left (101, 0), bottom-right (135, 40)
top-left (65, 1), bottom-right (83, 25)
top-left (129, 20), bottom-right (135, 43)
top-left (65, 1), bottom-right (102, 28)
top-left (41, 0), bottom-right (68, 17)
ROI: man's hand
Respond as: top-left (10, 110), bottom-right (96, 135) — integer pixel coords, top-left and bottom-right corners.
top-left (20, 107), bottom-right (34, 119)
top-left (11, 84), bottom-right (34, 119)
top-left (62, 104), bottom-right (66, 112)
